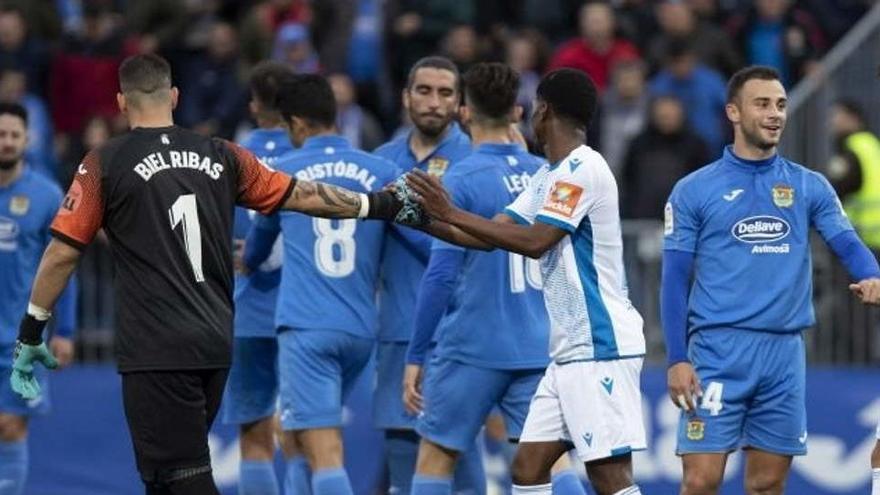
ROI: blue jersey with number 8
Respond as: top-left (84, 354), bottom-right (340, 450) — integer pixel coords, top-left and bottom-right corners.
top-left (262, 135), bottom-right (400, 338)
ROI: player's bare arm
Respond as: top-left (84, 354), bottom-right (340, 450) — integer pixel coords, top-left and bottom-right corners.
top-left (407, 169), bottom-right (565, 258)
top-left (27, 240), bottom-right (82, 315)
top-left (283, 179), bottom-right (364, 218)
top-left (418, 221), bottom-right (494, 251)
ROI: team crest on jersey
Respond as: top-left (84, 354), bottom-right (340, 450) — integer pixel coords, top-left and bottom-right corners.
top-left (9, 195), bottom-right (29, 216)
top-left (686, 418), bottom-right (705, 441)
top-left (427, 157), bottom-right (449, 177)
top-left (542, 181), bottom-right (583, 218)
top-left (772, 184), bottom-right (794, 208)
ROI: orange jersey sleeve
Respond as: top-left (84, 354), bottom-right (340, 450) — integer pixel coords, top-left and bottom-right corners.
top-left (50, 150), bottom-right (104, 249)
top-left (226, 141), bottom-right (295, 215)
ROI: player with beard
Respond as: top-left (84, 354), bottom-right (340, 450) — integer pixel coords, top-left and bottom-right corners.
top-left (372, 56), bottom-right (485, 495)
top-left (8, 54), bottom-right (420, 495)
top-left (0, 102), bottom-right (77, 495)
top-left (661, 66), bottom-right (880, 494)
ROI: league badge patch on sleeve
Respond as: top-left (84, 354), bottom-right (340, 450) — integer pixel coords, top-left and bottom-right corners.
top-left (664, 202), bottom-right (674, 235)
top-left (772, 184), bottom-right (794, 208)
top-left (542, 181), bottom-right (583, 218)
top-left (9, 196), bottom-right (30, 216)
top-left (686, 417), bottom-right (705, 441)
top-left (427, 157), bottom-right (449, 177)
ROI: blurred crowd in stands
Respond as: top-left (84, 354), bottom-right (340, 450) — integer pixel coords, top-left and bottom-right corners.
top-left (0, 0), bottom-right (875, 226)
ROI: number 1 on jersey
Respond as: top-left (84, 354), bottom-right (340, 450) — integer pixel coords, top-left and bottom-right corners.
top-left (168, 194), bottom-right (205, 283)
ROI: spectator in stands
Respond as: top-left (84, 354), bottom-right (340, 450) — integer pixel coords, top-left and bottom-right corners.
top-left (647, 0), bottom-right (742, 77)
top-left (441, 25), bottom-right (482, 75)
top-left (49, 3), bottom-right (129, 141)
top-left (385, 0), bottom-right (476, 89)
top-left (239, 0), bottom-right (312, 68)
top-left (615, 0), bottom-right (658, 52)
top-left (272, 22), bottom-right (320, 73)
top-left (328, 72), bottom-right (384, 151)
top-left (600, 60), bottom-right (649, 177)
top-left (620, 95), bottom-right (708, 220)
top-left (177, 21), bottom-right (245, 139)
top-left (828, 100), bottom-right (880, 251)
top-left (725, 0), bottom-right (826, 87)
top-left (506, 30), bottom-right (548, 145)
top-left (649, 38), bottom-right (726, 155)
top-left (124, 0), bottom-right (188, 55)
top-left (0, 6), bottom-right (50, 98)
top-left (547, 1), bottom-right (639, 91)
top-left (310, 0), bottom-right (357, 73)
top-left (345, 0), bottom-right (383, 120)
top-left (0, 69), bottom-right (54, 179)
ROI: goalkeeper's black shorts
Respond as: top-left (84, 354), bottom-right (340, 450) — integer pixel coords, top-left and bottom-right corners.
top-left (121, 368), bottom-right (229, 483)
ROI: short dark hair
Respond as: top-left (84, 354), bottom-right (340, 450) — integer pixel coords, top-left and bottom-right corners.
top-left (536, 68), bottom-right (598, 131)
top-left (462, 63), bottom-right (519, 124)
top-left (406, 56), bottom-right (460, 91)
top-left (726, 65), bottom-right (781, 103)
top-left (0, 102), bottom-right (27, 126)
top-left (119, 54), bottom-right (172, 95)
top-left (250, 61), bottom-right (295, 109)
top-left (119, 53), bottom-right (171, 94)
top-left (275, 74), bottom-right (337, 127)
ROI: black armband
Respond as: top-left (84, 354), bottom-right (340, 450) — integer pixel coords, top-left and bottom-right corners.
top-left (18, 314), bottom-right (47, 345)
top-left (365, 191), bottom-right (403, 221)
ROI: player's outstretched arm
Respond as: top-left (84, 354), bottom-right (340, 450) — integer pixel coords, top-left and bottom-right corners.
top-left (825, 230), bottom-right (880, 305)
top-left (11, 239), bottom-right (82, 400)
top-left (406, 170), bottom-right (564, 258)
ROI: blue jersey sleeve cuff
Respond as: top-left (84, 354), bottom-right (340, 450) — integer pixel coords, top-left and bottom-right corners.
top-left (504, 208), bottom-right (531, 225)
top-left (535, 214), bottom-right (576, 233)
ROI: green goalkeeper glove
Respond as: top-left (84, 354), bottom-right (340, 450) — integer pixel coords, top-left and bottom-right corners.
top-left (11, 341), bottom-right (57, 400)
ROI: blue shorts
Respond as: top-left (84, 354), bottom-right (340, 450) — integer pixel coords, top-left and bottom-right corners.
top-left (0, 343), bottom-right (50, 416)
top-left (373, 341), bottom-right (417, 430)
top-left (278, 328), bottom-right (374, 430)
top-left (222, 337), bottom-right (278, 425)
top-left (677, 329), bottom-right (807, 456)
top-left (417, 354), bottom-right (544, 452)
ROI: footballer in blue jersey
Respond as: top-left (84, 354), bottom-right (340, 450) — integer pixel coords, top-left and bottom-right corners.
top-left (0, 103), bottom-right (78, 495)
top-left (402, 63), bottom-right (575, 495)
top-left (244, 74), bottom-right (400, 495)
top-left (661, 66), bottom-right (880, 495)
top-left (406, 69), bottom-right (646, 495)
top-left (221, 61), bottom-right (297, 495)
top-left (372, 56), bottom-right (486, 495)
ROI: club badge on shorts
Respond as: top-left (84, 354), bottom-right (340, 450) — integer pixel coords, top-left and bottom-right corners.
top-left (772, 184), bottom-right (794, 208)
top-left (9, 196), bottom-right (29, 216)
top-left (687, 418), bottom-right (705, 441)
top-left (427, 157), bottom-right (449, 177)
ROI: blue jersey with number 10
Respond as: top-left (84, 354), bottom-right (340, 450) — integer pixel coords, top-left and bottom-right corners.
top-left (433, 143), bottom-right (551, 369)
top-left (270, 135), bottom-right (400, 337)
top-left (233, 128), bottom-right (295, 338)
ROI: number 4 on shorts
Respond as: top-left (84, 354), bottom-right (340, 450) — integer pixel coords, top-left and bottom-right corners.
top-left (700, 381), bottom-right (723, 416)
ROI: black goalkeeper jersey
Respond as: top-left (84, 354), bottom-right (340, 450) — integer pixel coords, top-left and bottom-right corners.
top-left (51, 125), bottom-right (294, 371)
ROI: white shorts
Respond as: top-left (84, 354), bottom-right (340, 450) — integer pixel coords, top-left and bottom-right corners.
top-left (519, 357), bottom-right (646, 463)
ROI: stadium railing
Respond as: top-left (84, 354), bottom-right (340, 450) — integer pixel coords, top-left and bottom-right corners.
top-left (73, 221), bottom-right (878, 365)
